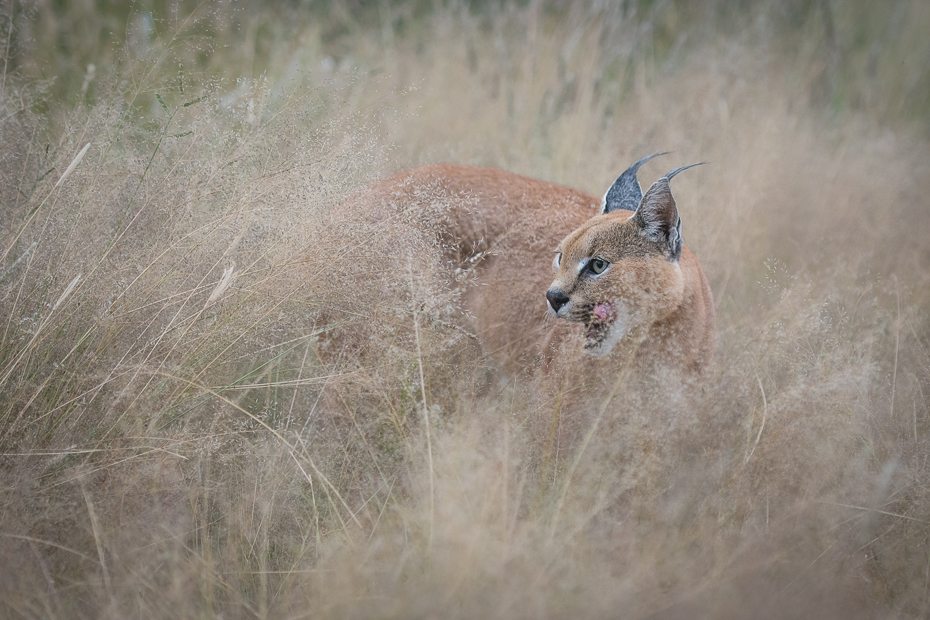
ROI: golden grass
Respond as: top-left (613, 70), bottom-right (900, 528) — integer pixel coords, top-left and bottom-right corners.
top-left (1, 1), bottom-right (929, 618)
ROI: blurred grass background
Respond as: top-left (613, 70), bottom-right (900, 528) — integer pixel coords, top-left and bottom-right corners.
top-left (2, 1), bottom-right (930, 618)
top-left (8, 1), bottom-right (930, 131)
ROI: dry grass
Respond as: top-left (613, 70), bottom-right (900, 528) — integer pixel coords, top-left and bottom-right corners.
top-left (1, 1), bottom-right (929, 618)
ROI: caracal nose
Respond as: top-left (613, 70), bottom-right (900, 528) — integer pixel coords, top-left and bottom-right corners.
top-left (546, 289), bottom-right (570, 313)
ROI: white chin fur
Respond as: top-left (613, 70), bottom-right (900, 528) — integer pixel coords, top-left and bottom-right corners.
top-left (583, 308), bottom-right (630, 357)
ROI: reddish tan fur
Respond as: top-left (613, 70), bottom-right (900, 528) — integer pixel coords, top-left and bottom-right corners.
top-left (354, 163), bottom-right (715, 386)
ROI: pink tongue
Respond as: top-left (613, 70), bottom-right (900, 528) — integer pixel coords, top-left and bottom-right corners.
top-left (593, 303), bottom-right (613, 321)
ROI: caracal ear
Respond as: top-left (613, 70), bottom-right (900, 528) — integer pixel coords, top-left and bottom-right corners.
top-left (601, 152), bottom-right (668, 214)
top-left (633, 163), bottom-right (703, 262)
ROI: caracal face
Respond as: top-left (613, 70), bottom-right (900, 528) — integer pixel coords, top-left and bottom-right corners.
top-left (546, 157), bottom-right (700, 357)
top-left (547, 213), bottom-right (685, 356)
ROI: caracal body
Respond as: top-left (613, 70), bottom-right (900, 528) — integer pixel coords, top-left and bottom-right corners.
top-left (355, 157), bottom-right (715, 390)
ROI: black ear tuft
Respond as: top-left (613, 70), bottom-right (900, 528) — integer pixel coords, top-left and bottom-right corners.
top-left (601, 152), bottom-right (668, 214)
top-left (664, 162), bottom-right (705, 181)
top-left (633, 162), bottom-right (703, 261)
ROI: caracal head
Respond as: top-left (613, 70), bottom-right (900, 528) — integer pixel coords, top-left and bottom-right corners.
top-left (546, 155), bottom-right (702, 356)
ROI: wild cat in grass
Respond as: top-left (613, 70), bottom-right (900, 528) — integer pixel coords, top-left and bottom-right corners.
top-left (351, 154), bottom-right (714, 384)
top-left (317, 153), bottom-right (714, 412)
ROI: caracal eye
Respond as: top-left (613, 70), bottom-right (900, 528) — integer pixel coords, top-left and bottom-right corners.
top-left (553, 251), bottom-right (562, 270)
top-left (590, 258), bottom-right (609, 274)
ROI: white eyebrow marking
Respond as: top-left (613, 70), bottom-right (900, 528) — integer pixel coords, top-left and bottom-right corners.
top-left (576, 258), bottom-right (590, 273)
